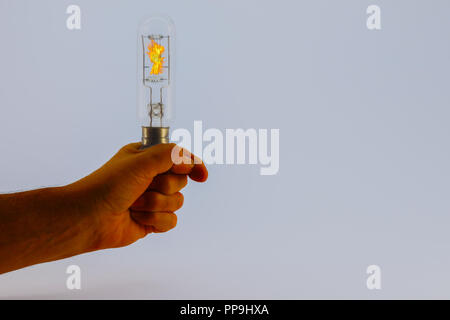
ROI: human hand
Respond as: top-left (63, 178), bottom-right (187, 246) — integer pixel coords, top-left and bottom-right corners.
top-left (66, 143), bottom-right (208, 251)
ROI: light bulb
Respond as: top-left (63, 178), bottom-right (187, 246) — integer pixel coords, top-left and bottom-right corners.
top-left (137, 16), bottom-right (175, 148)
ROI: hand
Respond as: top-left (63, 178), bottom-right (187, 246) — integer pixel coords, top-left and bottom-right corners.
top-left (67, 143), bottom-right (208, 250)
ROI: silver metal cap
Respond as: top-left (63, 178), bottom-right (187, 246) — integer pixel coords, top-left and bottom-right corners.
top-left (141, 126), bottom-right (170, 149)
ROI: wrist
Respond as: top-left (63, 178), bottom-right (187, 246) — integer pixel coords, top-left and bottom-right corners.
top-left (57, 184), bottom-right (103, 254)
top-left (0, 186), bottom-right (99, 273)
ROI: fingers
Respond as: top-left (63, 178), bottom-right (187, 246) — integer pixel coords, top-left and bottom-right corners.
top-left (131, 211), bottom-right (177, 233)
top-left (171, 156), bottom-right (195, 175)
top-left (130, 190), bottom-right (182, 233)
top-left (188, 162), bottom-right (208, 182)
top-left (131, 191), bottom-right (184, 212)
top-left (170, 147), bottom-right (208, 182)
top-left (148, 173), bottom-right (188, 195)
top-left (171, 161), bottom-right (208, 182)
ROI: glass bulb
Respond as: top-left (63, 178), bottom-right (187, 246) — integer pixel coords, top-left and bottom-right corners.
top-left (137, 15), bottom-right (175, 148)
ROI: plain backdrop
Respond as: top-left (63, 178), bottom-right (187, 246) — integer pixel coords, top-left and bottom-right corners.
top-left (1, 0), bottom-right (450, 299)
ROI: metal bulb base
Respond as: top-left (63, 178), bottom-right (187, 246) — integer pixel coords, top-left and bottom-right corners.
top-left (141, 126), bottom-right (170, 149)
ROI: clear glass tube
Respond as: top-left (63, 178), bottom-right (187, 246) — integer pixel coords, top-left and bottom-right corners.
top-left (137, 16), bottom-right (175, 146)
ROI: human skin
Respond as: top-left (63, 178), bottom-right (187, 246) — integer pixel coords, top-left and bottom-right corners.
top-left (0, 143), bottom-right (208, 274)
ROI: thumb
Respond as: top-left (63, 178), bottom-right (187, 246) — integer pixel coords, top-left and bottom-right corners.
top-left (136, 143), bottom-right (177, 179)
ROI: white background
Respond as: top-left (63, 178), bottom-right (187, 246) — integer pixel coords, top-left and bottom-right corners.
top-left (0, 0), bottom-right (450, 298)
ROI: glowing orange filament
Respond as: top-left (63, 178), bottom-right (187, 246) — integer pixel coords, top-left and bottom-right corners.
top-left (147, 40), bottom-right (165, 75)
